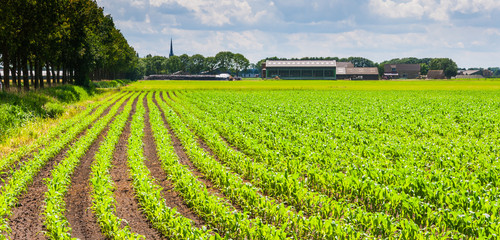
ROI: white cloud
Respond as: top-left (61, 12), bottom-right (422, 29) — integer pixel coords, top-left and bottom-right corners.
top-left (97, 0), bottom-right (500, 68)
top-left (369, 0), bottom-right (426, 19)
top-left (369, 0), bottom-right (500, 22)
top-left (147, 0), bottom-right (269, 26)
top-left (131, 0), bottom-right (147, 8)
top-left (485, 28), bottom-right (500, 36)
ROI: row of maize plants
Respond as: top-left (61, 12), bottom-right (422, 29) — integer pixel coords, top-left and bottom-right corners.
top-left (43, 92), bottom-right (133, 239)
top-left (149, 92), bottom-right (288, 239)
top-left (160, 92), bottom-right (370, 239)
top-left (88, 92), bottom-right (143, 239)
top-left (167, 91), bottom-right (458, 239)
top-left (127, 93), bottom-right (214, 239)
top-left (0, 91), bottom-right (127, 238)
top-left (176, 90), bottom-right (499, 238)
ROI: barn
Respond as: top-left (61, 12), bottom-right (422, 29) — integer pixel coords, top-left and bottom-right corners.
top-left (427, 70), bottom-right (445, 79)
top-left (384, 64), bottom-right (421, 79)
top-left (263, 60), bottom-right (336, 80)
top-left (345, 67), bottom-right (379, 80)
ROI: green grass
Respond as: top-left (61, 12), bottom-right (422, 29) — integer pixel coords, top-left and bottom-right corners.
top-left (91, 79), bottom-right (132, 89)
top-left (124, 79), bottom-right (500, 91)
top-left (0, 85), bottom-right (107, 144)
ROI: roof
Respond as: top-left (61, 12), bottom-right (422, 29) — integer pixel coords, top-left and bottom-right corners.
top-left (336, 62), bottom-right (354, 68)
top-left (427, 70), bottom-right (445, 79)
top-left (384, 64), bottom-right (420, 72)
top-left (462, 70), bottom-right (480, 75)
top-left (336, 67), bottom-right (347, 75)
top-left (266, 60), bottom-right (336, 68)
top-left (346, 67), bottom-right (378, 75)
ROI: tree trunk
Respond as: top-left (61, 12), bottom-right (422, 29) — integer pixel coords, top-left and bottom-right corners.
top-left (11, 55), bottom-right (17, 89)
top-left (56, 65), bottom-right (60, 84)
top-left (70, 69), bottom-right (74, 84)
top-left (46, 62), bottom-right (51, 87)
top-left (34, 60), bottom-right (39, 89)
top-left (17, 57), bottom-right (22, 90)
top-left (62, 65), bottom-right (67, 84)
top-left (2, 48), bottom-right (9, 90)
top-left (29, 60), bottom-right (34, 87)
top-left (38, 60), bottom-right (44, 88)
top-left (22, 56), bottom-right (29, 91)
top-left (51, 63), bottom-right (56, 85)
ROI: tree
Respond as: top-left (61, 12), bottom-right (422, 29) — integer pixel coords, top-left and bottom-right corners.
top-left (189, 54), bottom-right (205, 74)
top-left (0, 0), bottom-right (15, 90)
top-left (429, 58), bottom-right (458, 78)
top-left (179, 54), bottom-right (190, 72)
top-left (232, 53), bottom-right (249, 76)
top-left (166, 55), bottom-right (182, 73)
top-left (345, 57), bottom-right (375, 67)
top-left (204, 57), bottom-right (218, 73)
top-left (215, 51), bottom-right (234, 73)
top-left (420, 63), bottom-right (429, 75)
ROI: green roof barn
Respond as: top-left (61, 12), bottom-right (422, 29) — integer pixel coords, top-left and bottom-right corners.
top-left (262, 60), bottom-right (336, 80)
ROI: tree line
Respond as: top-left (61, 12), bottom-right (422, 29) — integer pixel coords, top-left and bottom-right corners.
top-left (0, 0), bottom-right (139, 91)
top-left (139, 51), bottom-right (250, 77)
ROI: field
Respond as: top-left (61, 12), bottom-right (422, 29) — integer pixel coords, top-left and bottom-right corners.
top-left (0, 80), bottom-right (499, 239)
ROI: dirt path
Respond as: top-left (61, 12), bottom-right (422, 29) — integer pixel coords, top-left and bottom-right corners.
top-left (110, 96), bottom-right (163, 239)
top-left (8, 96), bottom-right (122, 240)
top-left (142, 97), bottom-right (206, 229)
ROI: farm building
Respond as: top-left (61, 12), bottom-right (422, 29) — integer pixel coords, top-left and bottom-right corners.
top-left (384, 64), bottom-right (421, 79)
top-left (336, 62), bottom-right (354, 79)
top-left (336, 62), bottom-right (379, 80)
top-left (262, 60), bottom-right (336, 80)
top-left (455, 69), bottom-right (484, 79)
top-left (460, 70), bottom-right (480, 76)
top-left (344, 67), bottom-right (379, 80)
top-left (427, 70), bottom-right (445, 79)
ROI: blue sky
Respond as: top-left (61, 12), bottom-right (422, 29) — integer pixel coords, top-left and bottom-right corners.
top-left (96, 0), bottom-right (500, 68)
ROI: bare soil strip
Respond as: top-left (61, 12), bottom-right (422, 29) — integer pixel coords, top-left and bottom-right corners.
top-left (154, 94), bottom-right (242, 212)
top-left (64, 127), bottom-right (108, 240)
top-left (110, 97), bottom-right (163, 239)
top-left (7, 97), bottom-right (122, 240)
top-left (64, 97), bottom-right (132, 239)
top-left (9, 143), bottom-right (71, 240)
top-left (142, 97), bottom-right (206, 229)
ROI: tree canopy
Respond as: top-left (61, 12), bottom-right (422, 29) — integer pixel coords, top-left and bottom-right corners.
top-left (138, 51), bottom-right (250, 76)
top-left (429, 58), bottom-right (458, 78)
top-left (1, 0), bottom-right (139, 91)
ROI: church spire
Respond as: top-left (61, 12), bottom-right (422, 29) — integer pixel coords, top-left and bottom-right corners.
top-left (169, 38), bottom-right (174, 57)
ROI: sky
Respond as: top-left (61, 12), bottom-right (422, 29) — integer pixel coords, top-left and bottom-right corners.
top-left (96, 0), bottom-right (500, 68)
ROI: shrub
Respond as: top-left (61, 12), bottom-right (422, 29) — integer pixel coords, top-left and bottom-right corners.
top-left (43, 102), bottom-right (65, 118)
top-left (91, 79), bottom-right (132, 89)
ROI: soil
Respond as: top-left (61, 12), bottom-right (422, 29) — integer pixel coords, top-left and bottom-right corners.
top-left (64, 126), bottom-right (108, 240)
top-left (110, 96), bottom-right (163, 239)
top-left (64, 95), bottom-right (132, 240)
top-left (7, 96), bottom-right (121, 240)
top-left (142, 98), bottom-right (206, 228)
